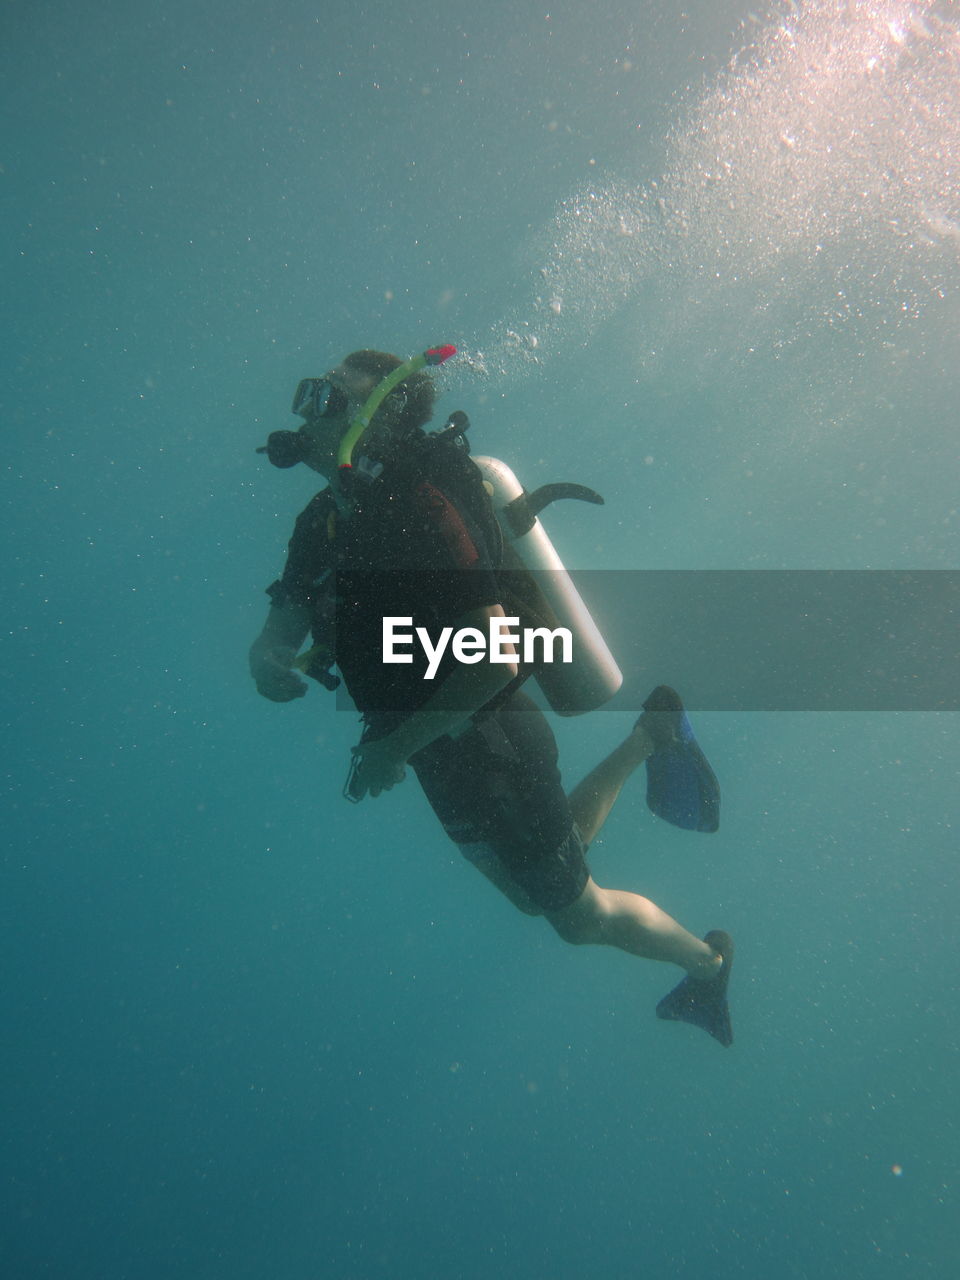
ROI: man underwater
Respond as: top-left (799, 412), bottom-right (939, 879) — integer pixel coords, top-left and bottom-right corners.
top-left (250, 346), bottom-right (734, 1046)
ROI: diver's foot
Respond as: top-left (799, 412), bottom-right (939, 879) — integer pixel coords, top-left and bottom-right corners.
top-left (626, 685), bottom-right (684, 760)
top-left (624, 718), bottom-right (655, 764)
top-left (635, 684), bottom-right (686, 747)
top-left (689, 944), bottom-right (724, 980)
top-left (656, 930), bottom-right (734, 1047)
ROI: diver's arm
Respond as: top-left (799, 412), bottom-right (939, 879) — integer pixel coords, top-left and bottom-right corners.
top-left (249, 597), bottom-right (312, 702)
top-left (352, 604), bottom-right (519, 797)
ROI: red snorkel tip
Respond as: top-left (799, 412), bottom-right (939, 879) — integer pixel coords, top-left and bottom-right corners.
top-left (425, 344), bottom-right (457, 366)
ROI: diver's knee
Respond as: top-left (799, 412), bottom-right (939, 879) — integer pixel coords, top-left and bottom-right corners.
top-left (547, 882), bottom-right (610, 945)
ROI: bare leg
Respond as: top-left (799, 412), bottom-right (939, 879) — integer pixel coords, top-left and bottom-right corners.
top-left (546, 877), bottom-right (722, 978)
top-left (568, 722), bottom-right (654, 846)
top-left (458, 722), bottom-right (657, 920)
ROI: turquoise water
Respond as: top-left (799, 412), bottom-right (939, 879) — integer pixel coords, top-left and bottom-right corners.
top-left (3, 1), bottom-right (958, 1276)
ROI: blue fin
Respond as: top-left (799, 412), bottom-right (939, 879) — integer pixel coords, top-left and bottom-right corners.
top-left (639, 686), bottom-right (720, 833)
top-left (656, 930), bottom-right (734, 1047)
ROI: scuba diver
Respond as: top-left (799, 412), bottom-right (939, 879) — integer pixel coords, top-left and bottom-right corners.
top-left (249, 345), bottom-right (734, 1046)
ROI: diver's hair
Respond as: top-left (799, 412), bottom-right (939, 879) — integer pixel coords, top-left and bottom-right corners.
top-left (343, 349), bottom-right (436, 436)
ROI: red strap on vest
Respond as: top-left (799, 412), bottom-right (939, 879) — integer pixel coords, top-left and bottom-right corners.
top-left (415, 481), bottom-right (480, 569)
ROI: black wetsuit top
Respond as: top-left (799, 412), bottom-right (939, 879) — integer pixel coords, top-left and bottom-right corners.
top-left (269, 442), bottom-right (502, 730)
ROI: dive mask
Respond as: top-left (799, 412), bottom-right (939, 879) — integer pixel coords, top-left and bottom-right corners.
top-left (291, 377), bottom-right (349, 420)
top-left (255, 377), bottom-right (351, 468)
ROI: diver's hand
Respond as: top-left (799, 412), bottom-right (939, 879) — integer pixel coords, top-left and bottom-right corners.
top-left (249, 644), bottom-right (308, 703)
top-left (348, 737), bottom-right (408, 801)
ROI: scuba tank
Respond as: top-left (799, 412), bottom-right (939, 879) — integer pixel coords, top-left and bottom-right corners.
top-left (472, 455), bottom-right (623, 716)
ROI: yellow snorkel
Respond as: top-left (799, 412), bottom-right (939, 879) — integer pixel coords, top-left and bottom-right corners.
top-left (336, 344), bottom-right (457, 486)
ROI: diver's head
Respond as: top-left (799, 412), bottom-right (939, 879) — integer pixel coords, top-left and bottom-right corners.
top-left (338, 349), bottom-right (437, 440)
top-left (257, 348), bottom-right (437, 478)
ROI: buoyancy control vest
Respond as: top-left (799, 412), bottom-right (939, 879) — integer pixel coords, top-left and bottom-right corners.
top-left (297, 414), bottom-right (623, 716)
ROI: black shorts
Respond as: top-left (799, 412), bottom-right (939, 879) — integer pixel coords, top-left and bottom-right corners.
top-left (410, 690), bottom-right (590, 913)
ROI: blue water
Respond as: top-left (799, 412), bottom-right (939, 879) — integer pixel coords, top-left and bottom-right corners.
top-left (3, 1), bottom-right (958, 1276)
